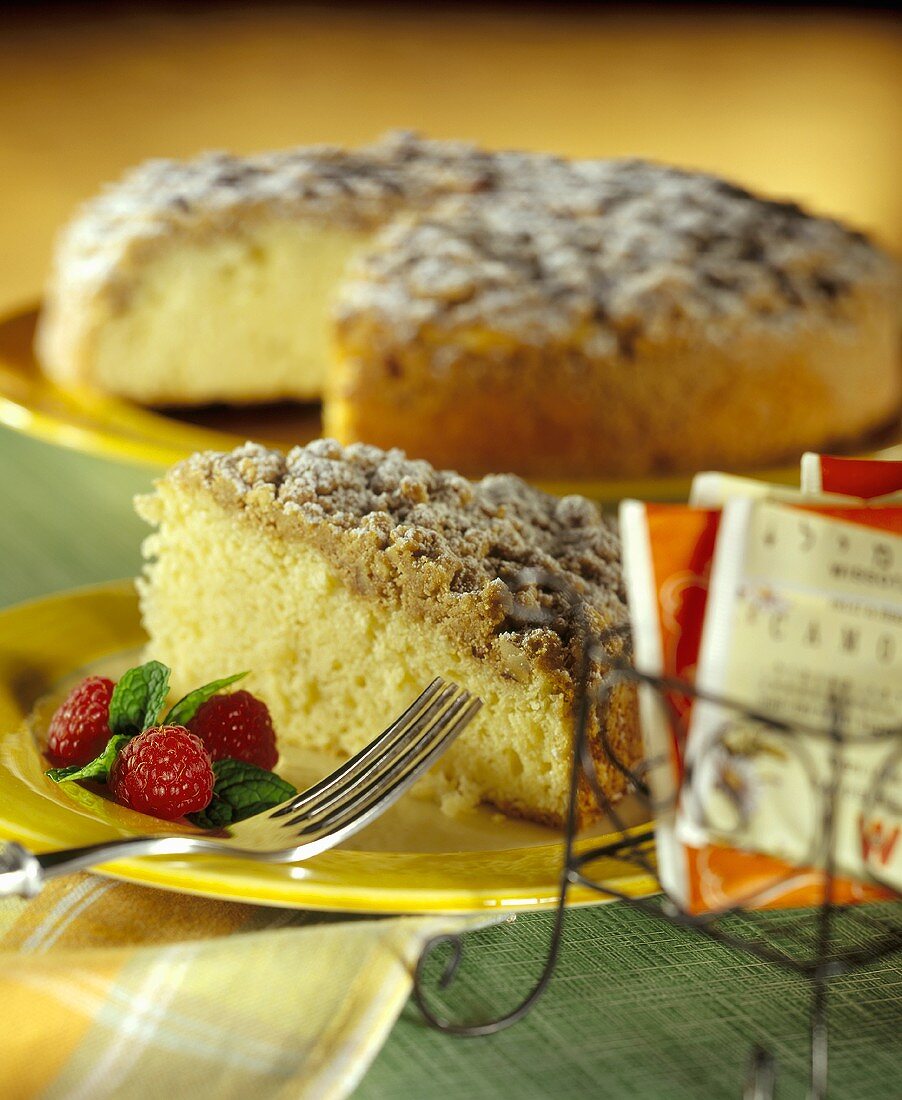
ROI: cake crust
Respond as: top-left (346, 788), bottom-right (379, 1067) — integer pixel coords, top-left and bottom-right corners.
top-left (330, 187), bottom-right (900, 475)
top-left (335, 172), bottom-right (895, 351)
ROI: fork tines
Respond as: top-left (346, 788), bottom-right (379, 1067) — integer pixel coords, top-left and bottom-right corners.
top-left (271, 679), bottom-right (481, 835)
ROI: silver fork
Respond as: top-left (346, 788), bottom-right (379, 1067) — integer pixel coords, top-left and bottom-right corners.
top-left (0, 678), bottom-right (481, 899)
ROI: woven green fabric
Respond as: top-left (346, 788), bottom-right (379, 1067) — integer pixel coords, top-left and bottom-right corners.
top-left (361, 905), bottom-right (901, 1099)
top-left (1, 427), bottom-right (900, 1100)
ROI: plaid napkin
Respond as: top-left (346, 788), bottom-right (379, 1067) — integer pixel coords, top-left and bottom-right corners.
top-left (0, 872), bottom-right (487, 1100)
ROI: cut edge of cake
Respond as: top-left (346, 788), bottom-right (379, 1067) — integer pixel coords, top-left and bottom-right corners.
top-left (38, 220), bottom-right (370, 404)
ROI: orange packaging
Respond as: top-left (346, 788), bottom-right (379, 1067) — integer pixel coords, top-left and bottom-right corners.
top-left (619, 501), bottom-right (720, 903)
top-left (620, 495), bottom-right (899, 913)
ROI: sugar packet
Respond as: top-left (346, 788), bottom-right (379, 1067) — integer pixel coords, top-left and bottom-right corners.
top-left (678, 499), bottom-right (901, 910)
top-left (620, 468), bottom-right (900, 911)
top-left (619, 501), bottom-right (720, 901)
top-left (689, 470), bottom-right (853, 509)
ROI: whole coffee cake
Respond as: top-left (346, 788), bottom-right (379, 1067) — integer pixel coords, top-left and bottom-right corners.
top-left (39, 132), bottom-right (900, 476)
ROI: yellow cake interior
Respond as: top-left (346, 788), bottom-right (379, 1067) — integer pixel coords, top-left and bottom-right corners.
top-left (137, 483), bottom-right (577, 824)
top-left (84, 220), bottom-right (367, 405)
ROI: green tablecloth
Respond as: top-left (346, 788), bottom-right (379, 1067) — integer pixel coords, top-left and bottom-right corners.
top-left (1, 426), bottom-right (898, 1099)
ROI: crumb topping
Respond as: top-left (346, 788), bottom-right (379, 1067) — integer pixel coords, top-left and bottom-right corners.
top-left (336, 169), bottom-right (896, 354)
top-left (47, 131), bottom-right (575, 299)
top-left (48, 130), bottom-right (894, 347)
top-left (165, 440), bottom-right (628, 681)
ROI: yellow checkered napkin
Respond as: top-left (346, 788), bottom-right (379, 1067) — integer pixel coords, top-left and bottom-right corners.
top-left (0, 873), bottom-right (488, 1100)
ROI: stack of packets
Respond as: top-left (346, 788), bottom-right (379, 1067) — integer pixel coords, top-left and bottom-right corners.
top-left (620, 453), bottom-right (901, 913)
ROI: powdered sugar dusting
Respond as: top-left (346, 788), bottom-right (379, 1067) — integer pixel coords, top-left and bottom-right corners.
top-left (335, 161), bottom-right (895, 350)
top-left (47, 131), bottom-right (894, 348)
top-left (47, 131), bottom-right (572, 298)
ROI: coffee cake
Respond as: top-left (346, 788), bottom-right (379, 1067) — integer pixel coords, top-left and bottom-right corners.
top-left (39, 132), bottom-right (900, 476)
top-left (136, 440), bottom-right (640, 825)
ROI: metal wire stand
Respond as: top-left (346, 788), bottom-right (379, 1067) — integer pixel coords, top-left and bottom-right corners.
top-left (413, 576), bottom-right (902, 1099)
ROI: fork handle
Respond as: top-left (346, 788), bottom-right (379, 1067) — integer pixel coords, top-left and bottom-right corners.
top-left (0, 836), bottom-right (223, 899)
top-left (0, 843), bottom-right (44, 898)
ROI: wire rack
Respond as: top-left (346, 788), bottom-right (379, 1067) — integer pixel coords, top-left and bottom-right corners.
top-left (412, 572), bottom-right (902, 1100)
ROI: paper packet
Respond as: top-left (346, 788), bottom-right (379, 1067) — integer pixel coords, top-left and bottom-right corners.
top-left (620, 491), bottom-right (899, 912)
top-left (689, 470), bottom-right (854, 509)
top-left (679, 499), bottom-right (901, 911)
top-left (619, 501), bottom-right (720, 901)
top-left (801, 452), bottom-right (902, 502)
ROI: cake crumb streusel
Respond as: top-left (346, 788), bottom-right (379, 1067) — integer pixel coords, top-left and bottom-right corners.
top-left (52, 131), bottom-right (893, 350)
top-left (169, 440), bottom-right (628, 678)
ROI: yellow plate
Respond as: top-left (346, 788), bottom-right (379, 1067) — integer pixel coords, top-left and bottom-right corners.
top-left (4, 303), bottom-right (900, 501)
top-left (0, 581), bottom-right (657, 913)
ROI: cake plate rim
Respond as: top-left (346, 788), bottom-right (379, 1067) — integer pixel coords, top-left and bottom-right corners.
top-left (0, 580), bottom-right (658, 914)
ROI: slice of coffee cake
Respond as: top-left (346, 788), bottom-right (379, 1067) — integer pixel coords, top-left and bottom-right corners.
top-left (135, 440), bottom-right (639, 826)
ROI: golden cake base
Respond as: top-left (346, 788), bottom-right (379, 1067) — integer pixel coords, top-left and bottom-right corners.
top-left (1, 303), bottom-right (899, 502)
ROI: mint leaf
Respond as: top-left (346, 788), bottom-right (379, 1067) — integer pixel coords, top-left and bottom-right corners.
top-left (109, 661), bottom-right (170, 736)
top-left (46, 764), bottom-right (84, 783)
top-left (46, 734), bottom-right (131, 784)
top-left (164, 671), bottom-right (249, 727)
top-left (189, 758), bottom-right (296, 829)
top-left (189, 797), bottom-right (235, 830)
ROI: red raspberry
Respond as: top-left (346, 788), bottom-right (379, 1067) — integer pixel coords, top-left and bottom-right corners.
top-left (109, 726), bottom-right (214, 820)
top-left (187, 690), bottom-right (278, 770)
top-left (47, 676), bottom-right (115, 765)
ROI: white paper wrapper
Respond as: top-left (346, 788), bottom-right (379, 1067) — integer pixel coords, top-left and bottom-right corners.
top-left (682, 499), bottom-right (902, 895)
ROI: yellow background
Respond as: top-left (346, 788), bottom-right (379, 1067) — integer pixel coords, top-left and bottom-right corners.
top-left (1, 4), bottom-right (900, 313)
